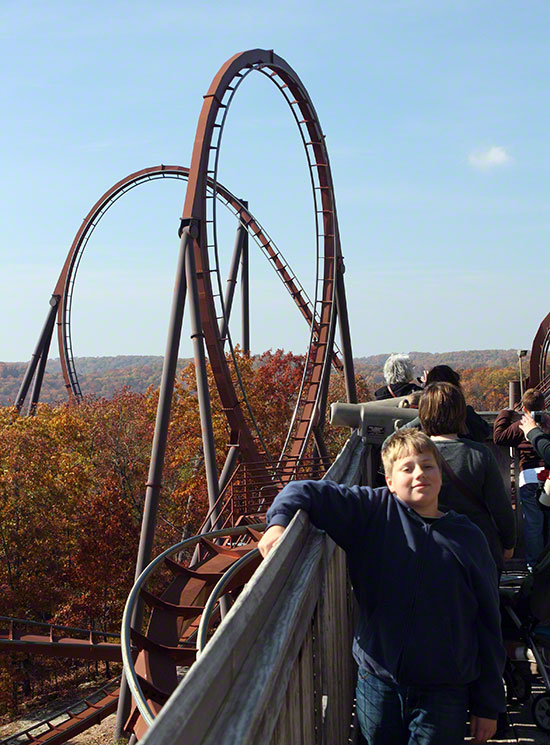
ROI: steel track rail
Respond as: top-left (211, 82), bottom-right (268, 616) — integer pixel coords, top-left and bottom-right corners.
top-left (121, 524), bottom-right (264, 728)
top-left (48, 166), bottom-right (341, 402)
top-left (180, 49), bottom-right (345, 472)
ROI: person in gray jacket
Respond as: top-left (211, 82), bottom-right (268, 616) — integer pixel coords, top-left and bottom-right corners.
top-left (418, 382), bottom-right (516, 571)
top-left (404, 365), bottom-right (491, 443)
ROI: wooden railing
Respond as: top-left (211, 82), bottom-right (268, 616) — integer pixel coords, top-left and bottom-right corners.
top-left (140, 431), bottom-right (368, 745)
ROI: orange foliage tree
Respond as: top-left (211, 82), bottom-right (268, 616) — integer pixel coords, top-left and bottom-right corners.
top-left (0, 348), bottom-right (364, 715)
top-left (460, 366), bottom-right (517, 411)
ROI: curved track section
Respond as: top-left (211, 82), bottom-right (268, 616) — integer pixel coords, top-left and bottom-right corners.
top-left (120, 523), bottom-right (264, 739)
top-left (53, 165), bottom-right (342, 401)
top-left (181, 49), bottom-right (343, 469)
top-left (529, 311), bottom-right (550, 397)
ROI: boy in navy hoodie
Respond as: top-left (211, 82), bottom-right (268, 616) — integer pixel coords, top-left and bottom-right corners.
top-left (259, 429), bottom-right (505, 745)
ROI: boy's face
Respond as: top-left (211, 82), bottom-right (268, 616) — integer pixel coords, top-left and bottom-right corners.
top-left (385, 449), bottom-right (441, 517)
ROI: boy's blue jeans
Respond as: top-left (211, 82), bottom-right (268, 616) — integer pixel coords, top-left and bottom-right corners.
top-left (356, 668), bottom-right (468, 745)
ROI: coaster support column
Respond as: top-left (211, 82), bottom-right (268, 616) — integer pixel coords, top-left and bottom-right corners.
top-left (219, 210), bottom-right (247, 346)
top-left (185, 223), bottom-right (221, 526)
top-left (16, 295), bottom-right (59, 412)
top-left (115, 224), bottom-right (192, 741)
top-left (335, 259), bottom-right (357, 404)
top-left (240, 200), bottom-right (250, 355)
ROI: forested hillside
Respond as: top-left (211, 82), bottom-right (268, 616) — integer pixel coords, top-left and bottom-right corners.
top-left (0, 357), bottom-right (191, 406)
top-left (0, 351), bottom-right (367, 717)
top-left (0, 349), bottom-right (523, 407)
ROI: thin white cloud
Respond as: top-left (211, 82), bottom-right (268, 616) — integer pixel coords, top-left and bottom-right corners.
top-left (468, 146), bottom-right (512, 170)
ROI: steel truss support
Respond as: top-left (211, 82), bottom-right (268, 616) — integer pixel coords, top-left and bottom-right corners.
top-left (184, 223), bottom-right (221, 524)
top-left (335, 260), bottom-right (357, 404)
top-left (219, 211), bottom-right (247, 346)
top-left (240, 201), bottom-right (250, 355)
top-left (15, 295), bottom-right (59, 413)
top-left (116, 222), bottom-right (225, 739)
top-left (115, 226), bottom-right (192, 740)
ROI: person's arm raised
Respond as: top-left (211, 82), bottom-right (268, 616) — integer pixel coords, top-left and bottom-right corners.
top-left (265, 479), bottom-right (372, 553)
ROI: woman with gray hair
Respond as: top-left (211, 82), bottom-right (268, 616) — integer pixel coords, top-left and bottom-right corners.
top-left (374, 353), bottom-right (422, 400)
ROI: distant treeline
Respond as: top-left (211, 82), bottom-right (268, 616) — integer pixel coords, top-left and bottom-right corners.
top-left (0, 349), bottom-right (523, 408)
top-left (354, 349), bottom-right (521, 387)
top-left (0, 356), bottom-right (192, 406)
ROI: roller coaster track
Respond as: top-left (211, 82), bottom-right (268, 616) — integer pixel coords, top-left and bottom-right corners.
top-left (178, 48), bottom-right (350, 471)
top-left (10, 48), bottom-right (355, 744)
top-left (18, 47), bottom-right (356, 474)
top-left (0, 524), bottom-right (262, 745)
top-left (529, 310), bottom-right (550, 404)
top-left (0, 618), bottom-right (121, 661)
top-left (52, 166), bottom-right (343, 403)
top-left (0, 678), bottom-right (120, 745)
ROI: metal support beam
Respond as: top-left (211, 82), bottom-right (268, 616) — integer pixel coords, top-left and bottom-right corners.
top-left (15, 295), bottom-right (59, 412)
top-left (218, 444), bottom-right (239, 495)
top-left (335, 261), bottom-right (357, 403)
top-left (29, 341), bottom-right (51, 416)
top-left (312, 426), bottom-right (332, 471)
top-left (509, 381), bottom-right (521, 408)
top-left (185, 233), bottom-right (221, 525)
top-left (310, 288), bottom-right (339, 453)
top-left (240, 201), bottom-right (250, 355)
top-left (114, 225), bottom-right (193, 742)
top-left (190, 444), bottom-right (240, 570)
top-left (219, 220), bottom-right (247, 346)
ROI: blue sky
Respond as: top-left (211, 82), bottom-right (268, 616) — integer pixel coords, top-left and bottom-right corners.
top-left (2, 0), bottom-right (549, 362)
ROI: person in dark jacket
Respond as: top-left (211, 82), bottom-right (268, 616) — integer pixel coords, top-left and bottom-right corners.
top-left (494, 388), bottom-right (546, 565)
top-left (259, 429), bottom-right (504, 745)
top-left (374, 353), bottom-right (423, 400)
top-left (404, 364), bottom-right (491, 442)
top-left (519, 409), bottom-right (550, 556)
top-left (419, 382), bottom-right (516, 571)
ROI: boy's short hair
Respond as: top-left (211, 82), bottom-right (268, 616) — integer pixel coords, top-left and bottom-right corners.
top-left (381, 428), bottom-right (442, 475)
top-left (418, 382), bottom-right (467, 436)
top-left (383, 353), bottom-right (414, 384)
top-left (522, 388), bottom-right (545, 411)
top-left (425, 364), bottom-right (461, 388)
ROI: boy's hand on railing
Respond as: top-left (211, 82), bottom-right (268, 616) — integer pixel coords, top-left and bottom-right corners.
top-left (470, 715), bottom-right (496, 743)
top-left (258, 525), bottom-right (285, 558)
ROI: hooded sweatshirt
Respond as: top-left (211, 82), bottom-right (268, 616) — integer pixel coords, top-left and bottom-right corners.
top-left (266, 480), bottom-right (505, 719)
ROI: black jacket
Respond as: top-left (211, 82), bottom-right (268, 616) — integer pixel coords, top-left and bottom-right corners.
top-left (527, 427), bottom-right (550, 467)
top-left (374, 381), bottom-right (422, 400)
top-left (267, 481), bottom-right (505, 719)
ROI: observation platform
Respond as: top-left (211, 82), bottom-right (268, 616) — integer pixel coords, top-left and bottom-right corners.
top-left (131, 431), bottom-right (549, 745)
